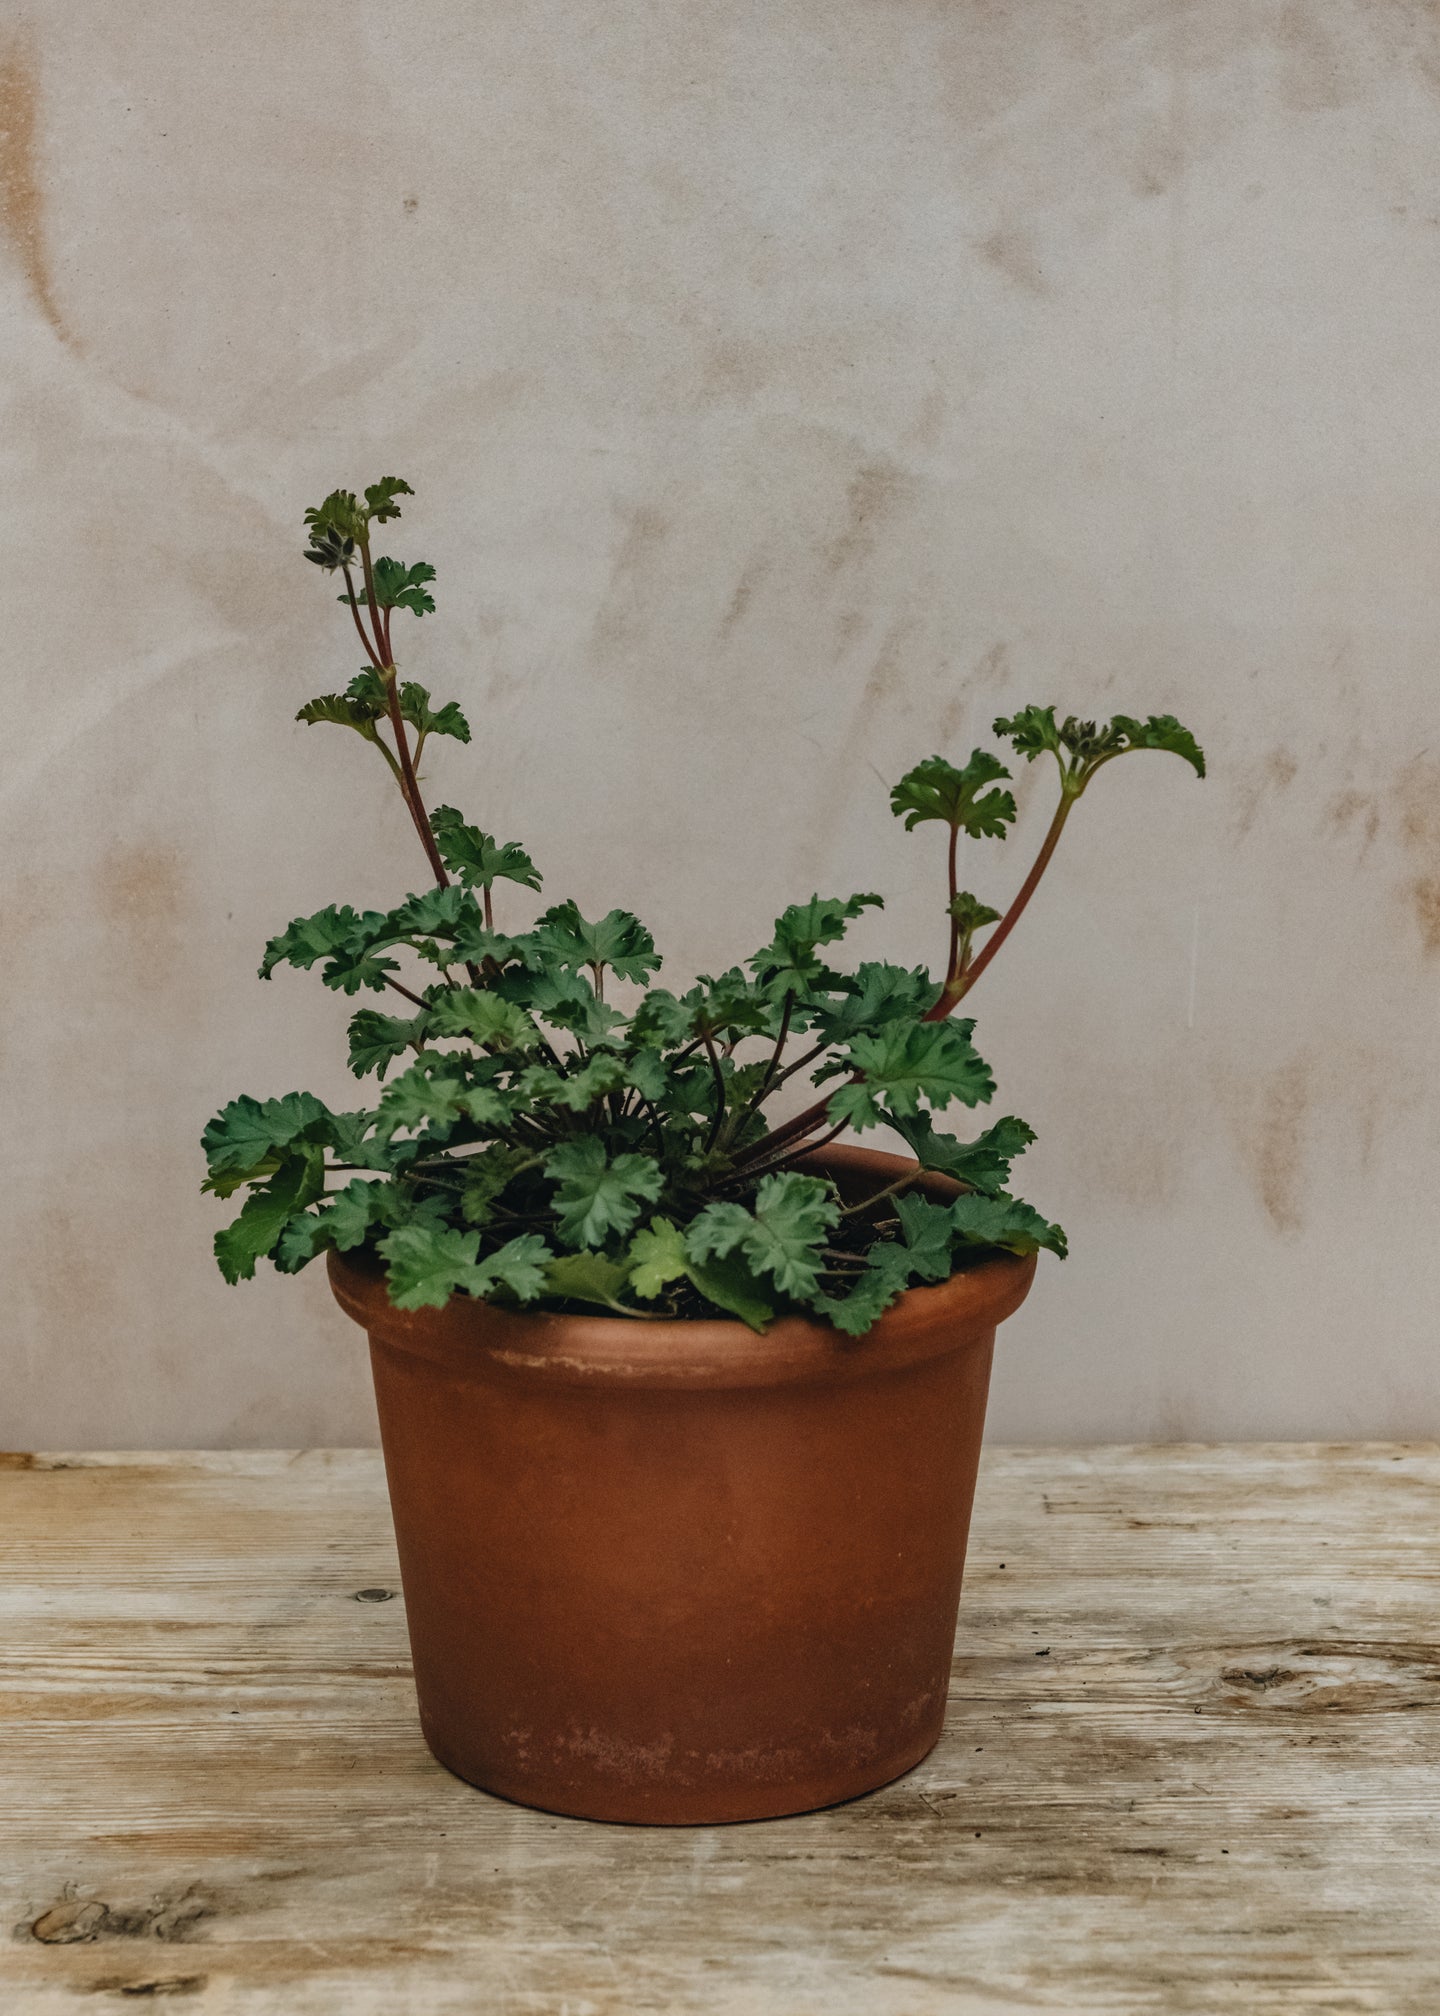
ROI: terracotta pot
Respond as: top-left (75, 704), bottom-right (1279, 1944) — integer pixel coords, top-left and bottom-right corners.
top-left (328, 1144), bottom-right (1035, 1824)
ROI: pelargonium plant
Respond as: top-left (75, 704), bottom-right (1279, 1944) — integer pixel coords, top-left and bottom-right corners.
top-left (203, 479), bottom-right (1204, 1334)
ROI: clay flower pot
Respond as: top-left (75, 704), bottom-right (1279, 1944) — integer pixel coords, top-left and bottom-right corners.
top-left (328, 1145), bottom-right (1035, 1824)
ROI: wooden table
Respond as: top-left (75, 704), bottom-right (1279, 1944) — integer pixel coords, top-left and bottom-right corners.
top-left (3, 1446), bottom-right (1436, 2013)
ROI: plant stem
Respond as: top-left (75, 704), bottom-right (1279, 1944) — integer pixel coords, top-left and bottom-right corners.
top-left (355, 534), bottom-right (451, 891)
top-left (944, 821), bottom-right (961, 989)
top-left (701, 1030), bottom-right (727, 1154)
top-left (839, 1170), bottom-right (918, 1217)
top-left (945, 790), bottom-right (1075, 1006)
top-left (383, 976), bottom-right (429, 1011)
top-left (340, 564), bottom-right (386, 671)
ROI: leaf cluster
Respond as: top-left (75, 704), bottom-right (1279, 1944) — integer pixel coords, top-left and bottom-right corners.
top-left (205, 477), bottom-right (1211, 1337)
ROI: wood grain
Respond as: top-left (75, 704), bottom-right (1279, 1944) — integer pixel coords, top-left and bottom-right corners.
top-left (2, 1445), bottom-right (1437, 2013)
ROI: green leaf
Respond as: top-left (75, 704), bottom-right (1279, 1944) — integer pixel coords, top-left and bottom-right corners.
top-left (203, 1091), bottom-right (335, 1176)
top-left (520, 1053), bottom-right (627, 1113)
top-left (890, 752), bottom-right (1016, 838)
top-left (825, 1021), bottom-right (995, 1130)
top-left (888, 1192), bottom-right (958, 1282)
top-left (369, 557), bottom-right (436, 617)
top-left (749, 893), bottom-right (882, 995)
top-left (201, 1154), bottom-right (279, 1199)
top-left (687, 1172), bottom-right (839, 1299)
top-left (429, 807), bottom-right (542, 892)
top-left (398, 681), bottom-right (469, 743)
top-left (480, 1234), bottom-right (554, 1304)
top-left (949, 1192), bottom-right (1068, 1258)
top-left (1107, 713), bottom-right (1207, 778)
top-left (376, 1219), bottom-right (550, 1311)
top-left (459, 1145), bottom-right (533, 1227)
top-left (542, 1251), bottom-right (634, 1312)
top-left (991, 705), bottom-right (1061, 767)
top-left (813, 962), bottom-right (939, 1044)
top-left (544, 1138), bottom-right (663, 1249)
top-left (425, 987), bottom-right (538, 1051)
top-left (629, 988), bottom-right (696, 1048)
top-left (376, 1058), bottom-right (513, 1140)
top-left (947, 892), bottom-right (1001, 934)
top-left (992, 708), bottom-right (1206, 789)
top-left (259, 905), bottom-right (387, 980)
top-left (214, 1150), bottom-right (326, 1284)
top-left (321, 1178), bottom-right (391, 1251)
top-left (347, 1009), bottom-right (426, 1079)
top-left (295, 691), bottom-right (385, 738)
top-left (321, 943), bottom-right (400, 996)
top-left (891, 1113), bottom-right (1036, 1197)
top-left (386, 884), bottom-right (483, 943)
top-left (379, 1223), bottom-right (484, 1310)
top-left (363, 477), bottom-right (413, 524)
top-left (684, 1248), bottom-right (778, 1332)
top-left (625, 1217), bottom-right (690, 1299)
top-left (536, 902), bottom-right (661, 984)
top-left (811, 1263), bottom-right (908, 1338)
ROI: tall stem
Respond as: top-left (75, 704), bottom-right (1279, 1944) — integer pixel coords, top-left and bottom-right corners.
top-left (356, 536), bottom-right (450, 891)
top-left (944, 822), bottom-right (961, 989)
top-left (945, 790), bottom-right (1074, 1007)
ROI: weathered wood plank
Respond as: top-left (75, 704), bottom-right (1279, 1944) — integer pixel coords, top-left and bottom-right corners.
top-left (2, 1444), bottom-right (1437, 2013)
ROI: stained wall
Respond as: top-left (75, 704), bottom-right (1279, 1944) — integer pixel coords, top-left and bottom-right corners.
top-left (2, 0), bottom-right (1437, 1446)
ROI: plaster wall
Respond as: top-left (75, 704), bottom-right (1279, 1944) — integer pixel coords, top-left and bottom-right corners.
top-left (2, 0), bottom-right (1437, 1447)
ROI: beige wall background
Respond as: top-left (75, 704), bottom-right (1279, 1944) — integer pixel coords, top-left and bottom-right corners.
top-left (2, 0), bottom-right (1437, 1449)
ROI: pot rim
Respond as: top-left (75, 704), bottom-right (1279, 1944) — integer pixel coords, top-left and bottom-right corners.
top-left (327, 1143), bottom-right (1038, 1390)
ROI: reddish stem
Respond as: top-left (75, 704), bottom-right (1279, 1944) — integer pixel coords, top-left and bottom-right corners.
top-left (942, 792), bottom-right (1073, 1009)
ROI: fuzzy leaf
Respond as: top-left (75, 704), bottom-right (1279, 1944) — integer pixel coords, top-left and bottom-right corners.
top-left (892, 1113), bottom-right (1036, 1197)
top-left (685, 1249), bottom-right (779, 1331)
top-left (214, 1151), bottom-right (325, 1283)
top-left (950, 1192), bottom-right (1068, 1258)
top-left (259, 905), bottom-right (387, 981)
top-left (993, 707), bottom-right (1206, 787)
top-left (378, 1223), bottom-right (485, 1310)
top-left (888, 1192), bottom-right (958, 1282)
top-left (536, 902), bottom-right (661, 984)
top-left (890, 752), bottom-right (1016, 838)
top-left (203, 1091), bottom-right (334, 1176)
top-left (347, 1009), bottom-right (426, 1079)
top-left (376, 1059), bottom-right (512, 1140)
top-left (398, 681), bottom-right (469, 742)
top-left (426, 988), bottom-right (538, 1051)
top-left (363, 477), bottom-right (413, 524)
top-left (459, 1145), bottom-right (533, 1227)
top-left (295, 691), bottom-right (384, 736)
top-left (811, 1264), bottom-right (908, 1337)
top-left (545, 1138), bottom-right (664, 1249)
top-left (520, 1054), bottom-right (627, 1113)
top-left (687, 1172), bottom-right (839, 1299)
top-left (947, 892), bottom-right (1001, 933)
top-left (826, 1022), bottom-right (995, 1130)
top-left (543, 1251), bottom-right (633, 1312)
top-left (626, 1217), bottom-right (689, 1299)
top-left (813, 962), bottom-right (939, 1043)
top-left (990, 706), bottom-right (1061, 765)
top-left (429, 806), bottom-right (542, 892)
top-left (628, 988), bottom-right (696, 1048)
top-left (321, 1178), bottom-right (391, 1251)
top-left (749, 894), bottom-right (882, 995)
top-left (369, 557), bottom-right (436, 617)
top-left (1107, 713), bottom-right (1207, 778)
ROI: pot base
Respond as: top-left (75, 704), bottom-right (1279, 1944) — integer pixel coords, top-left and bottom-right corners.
top-left (419, 1714), bottom-right (945, 1826)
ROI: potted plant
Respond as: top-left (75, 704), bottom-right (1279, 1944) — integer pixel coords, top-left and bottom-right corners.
top-left (204, 478), bottom-right (1204, 1824)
